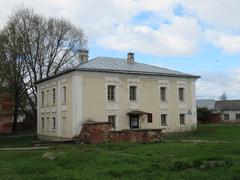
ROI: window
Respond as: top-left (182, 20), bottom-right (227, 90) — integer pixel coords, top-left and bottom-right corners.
top-left (160, 87), bottom-right (167, 101)
top-left (236, 114), bottom-right (240, 120)
top-left (180, 114), bottom-right (185, 125)
top-left (224, 114), bottom-right (229, 120)
top-left (129, 86), bottom-right (137, 101)
top-left (130, 116), bottom-right (139, 129)
top-left (108, 115), bottom-right (116, 129)
top-left (41, 91), bottom-right (44, 106)
top-left (62, 117), bottom-right (66, 132)
top-left (107, 85), bottom-right (115, 101)
top-left (161, 114), bottom-right (167, 126)
top-left (63, 86), bottom-right (67, 103)
top-left (179, 88), bottom-right (185, 101)
top-left (46, 90), bottom-right (50, 105)
top-left (41, 118), bottom-right (44, 129)
top-left (52, 88), bottom-right (56, 104)
top-left (148, 113), bottom-right (153, 123)
top-left (53, 117), bottom-right (56, 130)
top-left (46, 117), bottom-right (50, 130)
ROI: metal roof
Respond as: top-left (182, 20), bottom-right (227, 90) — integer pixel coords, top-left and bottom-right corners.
top-left (215, 100), bottom-right (240, 111)
top-left (36, 56), bottom-right (200, 84)
top-left (76, 56), bottom-right (199, 78)
top-left (197, 99), bottom-right (216, 110)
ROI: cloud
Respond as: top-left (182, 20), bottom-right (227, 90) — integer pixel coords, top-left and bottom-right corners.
top-left (98, 16), bottom-right (202, 56)
top-left (1, 0), bottom-right (240, 56)
top-left (196, 69), bottom-right (240, 99)
top-left (181, 0), bottom-right (240, 29)
top-left (205, 29), bottom-right (240, 53)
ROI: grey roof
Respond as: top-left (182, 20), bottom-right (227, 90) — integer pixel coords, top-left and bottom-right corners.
top-left (76, 56), bottom-right (199, 78)
top-left (197, 99), bottom-right (215, 110)
top-left (215, 100), bottom-right (240, 111)
top-left (36, 56), bottom-right (200, 84)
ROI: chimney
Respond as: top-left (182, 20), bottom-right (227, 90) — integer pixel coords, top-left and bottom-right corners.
top-left (127, 52), bottom-right (134, 64)
top-left (78, 50), bottom-right (89, 64)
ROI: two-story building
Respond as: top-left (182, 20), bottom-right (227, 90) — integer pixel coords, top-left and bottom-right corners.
top-left (36, 51), bottom-right (200, 139)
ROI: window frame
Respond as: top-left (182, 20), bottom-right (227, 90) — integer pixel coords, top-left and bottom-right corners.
top-left (46, 117), bottom-right (50, 131)
top-left (62, 86), bottom-right (67, 103)
top-left (161, 114), bottom-right (168, 126)
top-left (236, 114), bottom-right (240, 120)
top-left (160, 87), bottom-right (167, 102)
top-left (107, 85), bottom-right (116, 101)
top-left (179, 88), bottom-right (185, 101)
top-left (108, 115), bottom-right (116, 129)
top-left (41, 91), bottom-right (44, 106)
top-left (224, 114), bottom-right (230, 120)
top-left (53, 117), bottom-right (56, 130)
top-left (129, 85), bottom-right (137, 101)
top-left (52, 88), bottom-right (56, 104)
top-left (41, 118), bottom-right (44, 129)
top-left (180, 114), bottom-right (186, 125)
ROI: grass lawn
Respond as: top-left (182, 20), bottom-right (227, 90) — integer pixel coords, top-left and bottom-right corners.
top-left (0, 124), bottom-right (240, 179)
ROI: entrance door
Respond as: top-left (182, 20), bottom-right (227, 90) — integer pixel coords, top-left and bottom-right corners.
top-left (129, 115), bottom-right (139, 129)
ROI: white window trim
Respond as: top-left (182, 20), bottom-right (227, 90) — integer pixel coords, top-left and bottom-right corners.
top-left (128, 78), bottom-right (140, 103)
top-left (159, 80), bottom-right (169, 102)
top-left (128, 84), bottom-right (140, 103)
top-left (177, 81), bottom-right (187, 103)
top-left (105, 77), bottom-right (120, 103)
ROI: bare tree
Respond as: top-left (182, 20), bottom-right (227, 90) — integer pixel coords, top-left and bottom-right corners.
top-left (0, 7), bottom-right (87, 132)
top-left (0, 23), bottom-right (28, 133)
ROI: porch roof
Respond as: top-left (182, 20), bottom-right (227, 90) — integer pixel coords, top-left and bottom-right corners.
top-left (127, 111), bottom-right (149, 116)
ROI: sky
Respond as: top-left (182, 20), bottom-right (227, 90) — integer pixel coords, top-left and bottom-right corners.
top-left (0, 0), bottom-right (240, 100)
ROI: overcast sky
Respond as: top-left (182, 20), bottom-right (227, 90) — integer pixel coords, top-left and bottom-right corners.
top-left (1, 0), bottom-right (240, 100)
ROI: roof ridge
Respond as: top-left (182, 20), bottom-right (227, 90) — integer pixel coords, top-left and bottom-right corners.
top-left (91, 56), bottom-right (191, 75)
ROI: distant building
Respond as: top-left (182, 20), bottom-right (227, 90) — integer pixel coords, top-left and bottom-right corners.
top-left (197, 99), bottom-right (240, 123)
top-left (0, 92), bottom-right (13, 133)
top-left (215, 100), bottom-right (240, 122)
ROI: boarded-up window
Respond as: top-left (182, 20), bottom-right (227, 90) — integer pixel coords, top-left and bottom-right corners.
top-left (148, 113), bottom-right (153, 123)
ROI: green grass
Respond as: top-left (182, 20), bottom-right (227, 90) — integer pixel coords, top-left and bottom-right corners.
top-left (164, 124), bottom-right (240, 142)
top-left (0, 134), bottom-right (37, 148)
top-left (0, 124), bottom-right (240, 179)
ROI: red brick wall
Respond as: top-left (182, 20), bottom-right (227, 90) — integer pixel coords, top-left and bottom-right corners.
top-left (0, 116), bottom-right (12, 133)
top-left (0, 92), bottom-right (13, 133)
top-left (77, 122), bottom-right (163, 144)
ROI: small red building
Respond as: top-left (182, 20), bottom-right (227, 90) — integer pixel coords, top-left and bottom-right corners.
top-left (0, 92), bottom-right (13, 133)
